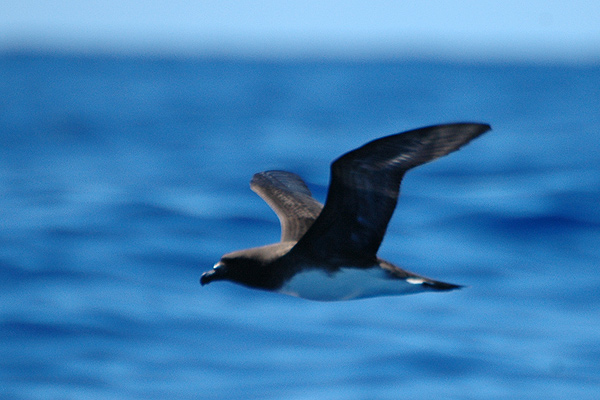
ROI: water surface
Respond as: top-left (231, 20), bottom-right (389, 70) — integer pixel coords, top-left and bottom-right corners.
top-left (1, 53), bottom-right (599, 399)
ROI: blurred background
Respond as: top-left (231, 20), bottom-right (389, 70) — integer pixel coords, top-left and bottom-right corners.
top-left (2, 0), bottom-right (600, 61)
top-left (1, 1), bottom-right (599, 400)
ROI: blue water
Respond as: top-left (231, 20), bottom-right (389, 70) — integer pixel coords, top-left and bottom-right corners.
top-left (1, 52), bottom-right (599, 399)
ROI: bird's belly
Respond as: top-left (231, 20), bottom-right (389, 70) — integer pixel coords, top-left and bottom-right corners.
top-left (278, 267), bottom-right (428, 301)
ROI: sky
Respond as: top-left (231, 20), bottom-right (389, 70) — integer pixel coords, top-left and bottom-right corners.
top-left (1, 0), bottom-right (600, 62)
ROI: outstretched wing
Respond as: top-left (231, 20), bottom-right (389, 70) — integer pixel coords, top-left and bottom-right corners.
top-left (250, 170), bottom-right (324, 242)
top-left (289, 123), bottom-right (491, 265)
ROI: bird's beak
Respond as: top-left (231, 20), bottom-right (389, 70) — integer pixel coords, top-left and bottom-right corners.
top-left (200, 263), bottom-right (226, 286)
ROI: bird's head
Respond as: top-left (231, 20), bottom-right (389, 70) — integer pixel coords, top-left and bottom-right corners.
top-left (200, 253), bottom-right (265, 288)
top-left (200, 243), bottom-right (296, 290)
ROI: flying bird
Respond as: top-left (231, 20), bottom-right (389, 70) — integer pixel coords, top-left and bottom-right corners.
top-left (201, 123), bottom-right (491, 301)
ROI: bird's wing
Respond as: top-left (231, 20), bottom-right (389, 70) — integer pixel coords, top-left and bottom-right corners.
top-left (250, 170), bottom-right (324, 242)
top-left (289, 123), bottom-right (491, 265)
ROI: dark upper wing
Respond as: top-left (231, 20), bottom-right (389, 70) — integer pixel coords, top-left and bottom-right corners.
top-left (289, 123), bottom-right (491, 265)
top-left (250, 170), bottom-right (324, 242)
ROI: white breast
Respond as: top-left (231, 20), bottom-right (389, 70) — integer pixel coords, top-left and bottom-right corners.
top-left (278, 267), bottom-right (428, 301)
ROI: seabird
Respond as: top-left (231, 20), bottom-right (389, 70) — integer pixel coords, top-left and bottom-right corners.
top-left (201, 123), bottom-right (491, 301)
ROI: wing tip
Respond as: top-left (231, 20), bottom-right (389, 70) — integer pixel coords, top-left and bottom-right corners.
top-left (251, 170), bottom-right (313, 197)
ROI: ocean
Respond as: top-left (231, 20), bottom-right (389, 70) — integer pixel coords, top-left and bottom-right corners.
top-left (1, 52), bottom-right (599, 399)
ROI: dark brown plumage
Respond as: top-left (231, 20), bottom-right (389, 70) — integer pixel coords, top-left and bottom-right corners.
top-left (201, 123), bottom-right (491, 301)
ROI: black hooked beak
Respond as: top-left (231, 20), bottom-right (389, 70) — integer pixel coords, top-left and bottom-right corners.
top-left (200, 262), bottom-right (226, 286)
